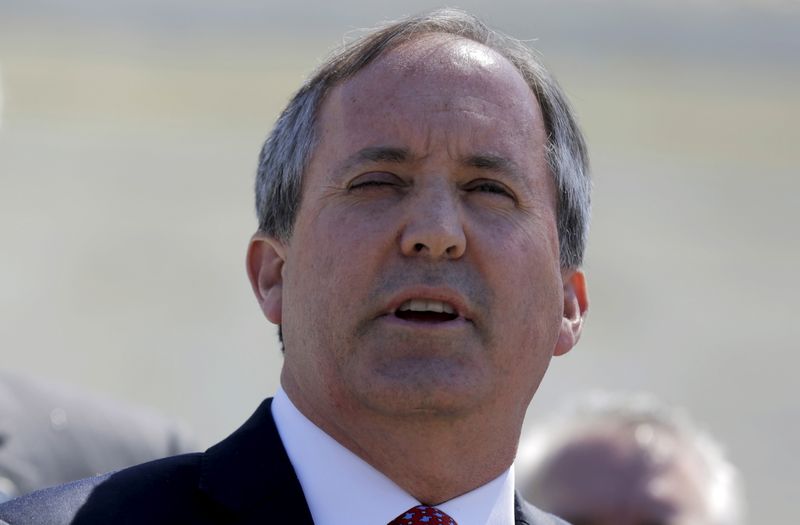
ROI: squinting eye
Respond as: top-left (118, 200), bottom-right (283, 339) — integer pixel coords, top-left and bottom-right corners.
top-left (466, 179), bottom-right (514, 199)
top-left (348, 172), bottom-right (403, 190)
top-left (351, 180), bottom-right (391, 189)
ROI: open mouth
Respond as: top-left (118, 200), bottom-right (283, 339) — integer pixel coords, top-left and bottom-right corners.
top-left (394, 299), bottom-right (459, 323)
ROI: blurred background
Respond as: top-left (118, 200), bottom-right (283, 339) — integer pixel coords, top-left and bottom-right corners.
top-left (0, 0), bottom-right (797, 521)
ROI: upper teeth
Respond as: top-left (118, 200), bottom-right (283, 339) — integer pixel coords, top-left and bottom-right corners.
top-left (398, 299), bottom-right (456, 314)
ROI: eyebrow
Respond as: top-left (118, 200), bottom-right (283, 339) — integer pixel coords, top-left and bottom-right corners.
top-left (334, 146), bottom-right (410, 178)
top-left (464, 154), bottom-right (529, 194)
top-left (463, 153), bottom-right (517, 173)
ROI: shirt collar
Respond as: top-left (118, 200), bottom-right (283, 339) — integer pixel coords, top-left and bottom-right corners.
top-left (271, 387), bottom-right (516, 525)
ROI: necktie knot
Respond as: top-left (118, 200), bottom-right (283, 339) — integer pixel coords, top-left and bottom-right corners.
top-left (387, 504), bottom-right (457, 525)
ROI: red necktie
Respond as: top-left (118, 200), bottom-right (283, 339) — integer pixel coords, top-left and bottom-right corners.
top-left (387, 505), bottom-right (458, 525)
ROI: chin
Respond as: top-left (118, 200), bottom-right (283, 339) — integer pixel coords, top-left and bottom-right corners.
top-left (347, 356), bottom-right (493, 418)
top-left (362, 390), bottom-right (486, 419)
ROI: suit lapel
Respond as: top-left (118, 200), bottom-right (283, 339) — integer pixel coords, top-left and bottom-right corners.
top-left (514, 491), bottom-right (569, 525)
top-left (198, 398), bottom-right (314, 524)
top-left (514, 492), bottom-right (533, 525)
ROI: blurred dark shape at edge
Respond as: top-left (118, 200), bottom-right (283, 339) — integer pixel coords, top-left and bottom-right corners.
top-left (517, 391), bottom-right (745, 525)
top-left (0, 369), bottom-right (197, 502)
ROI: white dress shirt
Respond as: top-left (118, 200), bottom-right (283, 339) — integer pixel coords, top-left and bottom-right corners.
top-left (272, 388), bottom-right (516, 525)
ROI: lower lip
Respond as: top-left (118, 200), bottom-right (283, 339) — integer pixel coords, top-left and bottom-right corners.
top-left (378, 314), bottom-right (472, 331)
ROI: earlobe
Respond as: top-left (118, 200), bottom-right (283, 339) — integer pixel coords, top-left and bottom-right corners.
top-left (554, 269), bottom-right (589, 357)
top-left (246, 232), bottom-right (287, 325)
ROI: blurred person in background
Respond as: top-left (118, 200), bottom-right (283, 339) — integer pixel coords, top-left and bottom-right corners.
top-left (0, 370), bottom-right (197, 502)
top-left (516, 392), bottom-right (745, 525)
top-left (1, 8), bottom-right (590, 524)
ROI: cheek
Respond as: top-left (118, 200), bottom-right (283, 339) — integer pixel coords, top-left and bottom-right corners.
top-left (479, 216), bottom-right (561, 291)
top-left (287, 210), bottom-right (393, 321)
top-left (314, 203), bottom-right (402, 273)
top-left (479, 223), bottom-right (563, 346)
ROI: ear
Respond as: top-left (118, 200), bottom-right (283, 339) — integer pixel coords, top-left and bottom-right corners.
top-left (554, 269), bottom-right (588, 357)
top-left (246, 232), bottom-right (287, 325)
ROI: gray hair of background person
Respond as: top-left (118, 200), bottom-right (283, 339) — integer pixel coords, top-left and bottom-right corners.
top-left (254, 7), bottom-right (591, 269)
top-left (517, 392), bottom-right (746, 525)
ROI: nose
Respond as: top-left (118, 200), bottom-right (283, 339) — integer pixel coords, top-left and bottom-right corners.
top-left (399, 185), bottom-right (466, 259)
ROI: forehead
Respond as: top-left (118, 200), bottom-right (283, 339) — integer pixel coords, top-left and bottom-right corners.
top-left (317, 35), bottom-right (546, 158)
top-left (343, 34), bottom-right (531, 96)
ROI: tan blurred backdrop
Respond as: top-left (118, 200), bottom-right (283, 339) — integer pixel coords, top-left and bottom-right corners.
top-left (1, 0), bottom-right (797, 522)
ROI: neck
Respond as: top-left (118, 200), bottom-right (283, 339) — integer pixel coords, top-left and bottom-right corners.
top-left (282, 375), bottom-right (523, 504)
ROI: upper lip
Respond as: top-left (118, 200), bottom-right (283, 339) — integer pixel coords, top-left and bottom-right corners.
top-left (382, 287), bottom-right (474, 320)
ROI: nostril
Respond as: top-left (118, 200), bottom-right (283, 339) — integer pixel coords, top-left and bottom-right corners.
top-left (414, 243), bottom-right (426, 252)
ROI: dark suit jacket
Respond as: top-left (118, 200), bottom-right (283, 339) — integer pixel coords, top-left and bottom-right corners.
top-left (0, 371), bottom-right (196, 500)
top-left (0, 398), bottom-right (568, 525)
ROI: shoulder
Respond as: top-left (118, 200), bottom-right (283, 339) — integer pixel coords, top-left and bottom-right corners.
top-left (0, 371), bottom-right (197, 497)
top-left (0, 370), bottom-right (196, 456)
top-left (514, 492), bottom-right (571, 525)
top-left (0, 453), bottom-right (217, 525)
top-left (0, 398), bottom-right (294, 525)
top-left (0, 472), bottom-right (111, 525)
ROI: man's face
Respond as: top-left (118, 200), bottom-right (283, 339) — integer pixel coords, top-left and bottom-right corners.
top-left (252, 36), bottom-right (585, 424)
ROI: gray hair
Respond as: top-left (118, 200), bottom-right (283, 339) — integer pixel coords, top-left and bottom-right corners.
top-left (255, 8), bottom-right (591, 268)
top-left (517, 391), bottom-right (746, 525)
